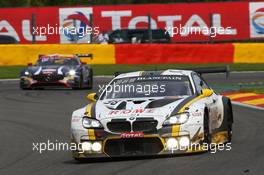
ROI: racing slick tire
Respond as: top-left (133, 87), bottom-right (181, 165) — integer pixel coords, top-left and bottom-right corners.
top-left (20, 87), bottom-right (31, 90)
top-left (20, 81), bottom-right (31, 90)
top-left (72, 75), bottom-right (83, 90)
top-left (223, 97), bottom-right (233, 143)
top-left (227, 115), bottom-right (233, 143)
top-left (87, 69), bottom-right (93, 89)
top-left (74, 157), bottom-right (85, 162)
top-left (203, 109), bottom-right (212, 145)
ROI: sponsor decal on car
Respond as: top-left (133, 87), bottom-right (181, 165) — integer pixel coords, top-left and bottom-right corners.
top-left (108, 108), bottom-right (155, 115)
top-left (120, 132), bottom-right (144, 138)
top-left (42, 69), bottom-right (56, 74)
top-left (191, 111), bottom-right (203, 117)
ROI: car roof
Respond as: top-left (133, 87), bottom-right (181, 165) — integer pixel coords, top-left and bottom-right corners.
top-left (114, 69), bottom-right (194, 79)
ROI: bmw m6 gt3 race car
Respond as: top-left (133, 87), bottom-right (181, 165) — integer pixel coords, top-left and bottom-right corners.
top-left (71, 68), bottom-right (233, 159)
top-left (20, 54), bottom-right (93, 90)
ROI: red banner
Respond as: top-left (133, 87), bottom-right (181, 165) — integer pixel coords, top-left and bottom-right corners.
top-left (115, 44), bottom-right (234, 64)
top-left (94, 2), bottom-right (249, 42)
top-left (0, 7), bottom-right (59, 44)
top-left (0, 2), bottom-right (250, 44)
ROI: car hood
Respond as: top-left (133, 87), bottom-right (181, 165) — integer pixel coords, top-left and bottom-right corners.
top-left (95, 96), bottom-right (187, 122)
top-left (27, 65), bottom-right (79, 75)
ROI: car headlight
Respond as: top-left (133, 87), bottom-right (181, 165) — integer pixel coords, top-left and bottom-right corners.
top-left (82, 117), bottom-right (103, 129)
top-left (163, 113), bottom-right (189, 126)
top-left (24, 71), bottom-right (30, 76)
top-left (69, 70), bottom-right (76, 76)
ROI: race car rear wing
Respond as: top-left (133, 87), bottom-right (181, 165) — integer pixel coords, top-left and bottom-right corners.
top-left (114, 65), bottom-right (230, 78)
top-left (75, 54), bottom-right (93, 60)
top-left (38, 54), bottom-right (93, 60)
top-left (191, 66), bottom-right (230, 78)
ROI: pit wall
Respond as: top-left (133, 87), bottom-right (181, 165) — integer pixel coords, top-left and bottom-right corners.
top-left (0, 43), bottom-right (263, 66)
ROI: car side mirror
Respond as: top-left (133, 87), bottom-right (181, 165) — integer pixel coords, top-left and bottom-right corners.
top-left (28, 63), bottom-right (33, 66)
top-left (81, 61), bottom-right (87, 65)
top-left (201, 89), bottom-right (213, 97)
top-left (87, 93), bottom-right (97, 102)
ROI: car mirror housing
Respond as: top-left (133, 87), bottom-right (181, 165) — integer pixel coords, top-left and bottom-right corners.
top-left (28, 63), bottom-right (33, 66)
top-left (87, 93), bottom-right (97, 102)
top-left (201, 89), bottom-right (213, 97)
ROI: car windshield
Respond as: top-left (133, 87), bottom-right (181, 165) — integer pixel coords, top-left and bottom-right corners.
top-left (101, 75), bottom-right (193, 99)
top-left (36, 57), bottom-right (79, 66)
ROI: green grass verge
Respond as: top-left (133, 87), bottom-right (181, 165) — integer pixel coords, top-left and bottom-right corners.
top-left (1, 64), bottom-right (264, 79)
top-left (239, 88), bottom-right (264, 94)
top-left (0, 66), bottom-right (25, 79)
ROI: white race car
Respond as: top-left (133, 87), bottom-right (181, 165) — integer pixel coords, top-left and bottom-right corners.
top-left (71, 68), bottom-right (233, 159)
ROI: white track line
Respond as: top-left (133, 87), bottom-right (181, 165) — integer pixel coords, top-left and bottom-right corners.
top-left (232, 101), bottom-right (264, 111)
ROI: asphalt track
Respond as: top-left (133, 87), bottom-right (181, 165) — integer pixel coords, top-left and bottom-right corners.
top-left (0, 72), bottom-right (264, 175)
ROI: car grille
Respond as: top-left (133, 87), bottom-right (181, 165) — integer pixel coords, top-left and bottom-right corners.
top-left (33, 74), bottom-right (64, 82)
top-left (107, 118), bottom-right (158, 133)
top-left (107, 121), bottom-right (131, 133)
top-left (104, 137), bottom-right (163, 156)
top-left (133, 120), bottom-right (158, 132)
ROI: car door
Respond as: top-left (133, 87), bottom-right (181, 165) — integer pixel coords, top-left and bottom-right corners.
top-left (192, 73), bottom-right (220, 129)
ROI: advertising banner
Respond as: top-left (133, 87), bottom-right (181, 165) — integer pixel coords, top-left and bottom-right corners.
top-left (249, 2), bottom-right (264, 38)
top-left (0, 7), bottom-right (59, 43)
top-left (0, 2), bottom-right (255, 43)
top-left (93, 2), bottom-right (249, 42)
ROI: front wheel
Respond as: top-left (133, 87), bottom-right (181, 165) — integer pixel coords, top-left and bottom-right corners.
top-left (87, 69), bottom-right (93, 89)
top-left (203, 111), bottom-right (211, 145)
top-left (226, 105), bottom-right (233, 142)
top-left (227, 123), bottom-right (232, 143)
top-left (20, 81), bottom-right (31, 90)
top-left (74, 157), bottom-right (85, 162)
top-left (72, 75), bottom-right (83, 90)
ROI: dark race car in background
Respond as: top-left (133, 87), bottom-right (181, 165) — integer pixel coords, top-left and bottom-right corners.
top-left (20, 54), bottom-right (93, 90)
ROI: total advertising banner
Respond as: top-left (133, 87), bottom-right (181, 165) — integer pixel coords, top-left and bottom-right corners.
top-left (0, 2), bottom-right (261, 44)
top-left (0, 7), bottom-right (61, 44)
top-left (250, 2), bottom-right (264, 38)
